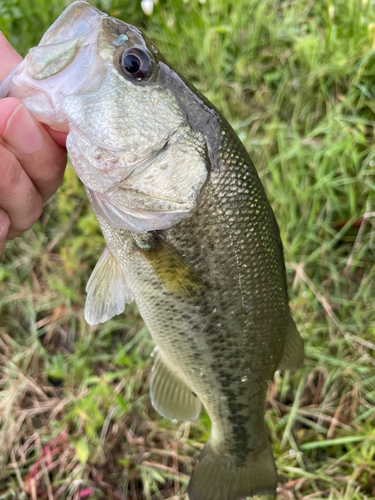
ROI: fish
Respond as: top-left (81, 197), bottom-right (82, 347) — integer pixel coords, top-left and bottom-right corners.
top-left (0, 2), bottom-right (304, 499)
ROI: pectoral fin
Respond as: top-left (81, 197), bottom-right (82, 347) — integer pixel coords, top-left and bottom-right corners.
top-left (150, 348), bottom-right (202, 421)
top-left (133, 232), bottom-right (205, 298)
top-left (85, 247), bottom-right (133, 326)
top-left (278, 315), bottom-right (304, 371)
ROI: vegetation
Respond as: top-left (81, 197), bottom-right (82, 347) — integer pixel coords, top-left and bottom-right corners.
top-left (1, 0), bottom-right (374, 498)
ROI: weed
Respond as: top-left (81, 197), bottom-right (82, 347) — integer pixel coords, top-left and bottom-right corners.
top-left (1, 0), bottom-right (374, 499)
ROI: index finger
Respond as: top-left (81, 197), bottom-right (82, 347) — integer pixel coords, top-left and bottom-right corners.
top-left (0, 32), bottom-right (22, 80)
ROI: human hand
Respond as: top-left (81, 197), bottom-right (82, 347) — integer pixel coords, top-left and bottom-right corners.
top-left (0, 33), bottom-right (68, 254)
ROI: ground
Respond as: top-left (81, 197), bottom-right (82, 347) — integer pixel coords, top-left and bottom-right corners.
top-left (0, 0), bottom-right (374, 499)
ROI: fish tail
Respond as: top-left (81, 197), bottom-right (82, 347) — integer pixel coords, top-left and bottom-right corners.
top-left (188, 440), bottom-right (277, 500)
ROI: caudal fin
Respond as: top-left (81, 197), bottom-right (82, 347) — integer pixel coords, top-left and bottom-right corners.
top-left (188, 441), bottom-right (277, 500)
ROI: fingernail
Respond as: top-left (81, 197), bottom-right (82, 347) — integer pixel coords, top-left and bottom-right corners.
top-left (2, 103), bottom-right (43, 154)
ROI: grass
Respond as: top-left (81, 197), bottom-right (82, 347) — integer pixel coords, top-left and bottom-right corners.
top-left (0, 0), bottom-right (375, 498)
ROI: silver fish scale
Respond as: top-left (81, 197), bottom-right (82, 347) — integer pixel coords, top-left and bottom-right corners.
top-left (161, 124), bottom-right (288, 459)
top-left (99, 118), bottom-right (289, 463)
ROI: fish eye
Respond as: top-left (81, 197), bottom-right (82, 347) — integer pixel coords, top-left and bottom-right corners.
top-left (119, 48), bottom-right (152, 80)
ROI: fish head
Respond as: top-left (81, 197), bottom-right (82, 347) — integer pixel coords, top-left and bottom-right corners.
top-left (1, 1), bottom-right (209, 232)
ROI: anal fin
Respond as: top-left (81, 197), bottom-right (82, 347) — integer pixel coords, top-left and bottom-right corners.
top-left (150, 348), bottom-right (202, 422)
top-left (85, 247), bottom-right (133, 326)
top-left (278, 315), bottom-right (304, 371)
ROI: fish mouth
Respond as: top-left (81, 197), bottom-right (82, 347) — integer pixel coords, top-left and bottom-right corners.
top-left (25, 2), bottom-right (108, 82)
top-left (0, 1), bottom-right (111, 132)
top-left (0, 1), bottom-right (153, 145)
top-left (38, 1), bottom-right (107, 47)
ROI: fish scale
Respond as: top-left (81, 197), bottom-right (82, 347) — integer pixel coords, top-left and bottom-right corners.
top-left (0, 2), bottom-right (304, 498)
top-left (163, 124), bottom-right (287, 441)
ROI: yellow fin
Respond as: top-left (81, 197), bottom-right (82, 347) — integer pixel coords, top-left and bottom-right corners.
top-left (150, 348), bottom-right (202, 422)
top-left (278, 315), bottom-right (304, 371)
top-left (133, 232), bottom-right (205, 297)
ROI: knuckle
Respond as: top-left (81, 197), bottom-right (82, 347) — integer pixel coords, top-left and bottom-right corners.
top-left (17, 197), bottom-right (43, 233)
top-left (18, 218), bottom-right (37, 233)
top-left (56, 148), bottom-right (68, 170)
top-left (48, 151), bottom-right (67, 185)
top-left (0, 150), bottom-right (21, 197)
top-left (0, 210), bottom-right (10, 240)
top-left (32, 149), bottom-right (67, 202)
top-left (6, 227), bottom-right (23, 240)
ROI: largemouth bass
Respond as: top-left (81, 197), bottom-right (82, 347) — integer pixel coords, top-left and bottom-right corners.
top-left (0, 2), bottom-right (304, 499)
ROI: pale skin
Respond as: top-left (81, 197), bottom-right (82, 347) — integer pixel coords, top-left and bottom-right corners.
top-left (0, 33), bottom-right (68, 254)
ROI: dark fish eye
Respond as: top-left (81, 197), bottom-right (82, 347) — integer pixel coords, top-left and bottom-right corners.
top-left (119, 48), bottom-right (152, 80)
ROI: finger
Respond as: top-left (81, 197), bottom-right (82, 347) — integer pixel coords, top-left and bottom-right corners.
top-left (0, 208), bottom-right (11, 254)
top-left (0, 33), bottom-right (68, 148)
top-left (0, 32), bottom-right (23, 80)
top-left (0, 144), bottom-right (43, 239)
top-left (0, 98), bottom-right (67, 202)
top-left (44, 126), bottom-right (68, 148)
